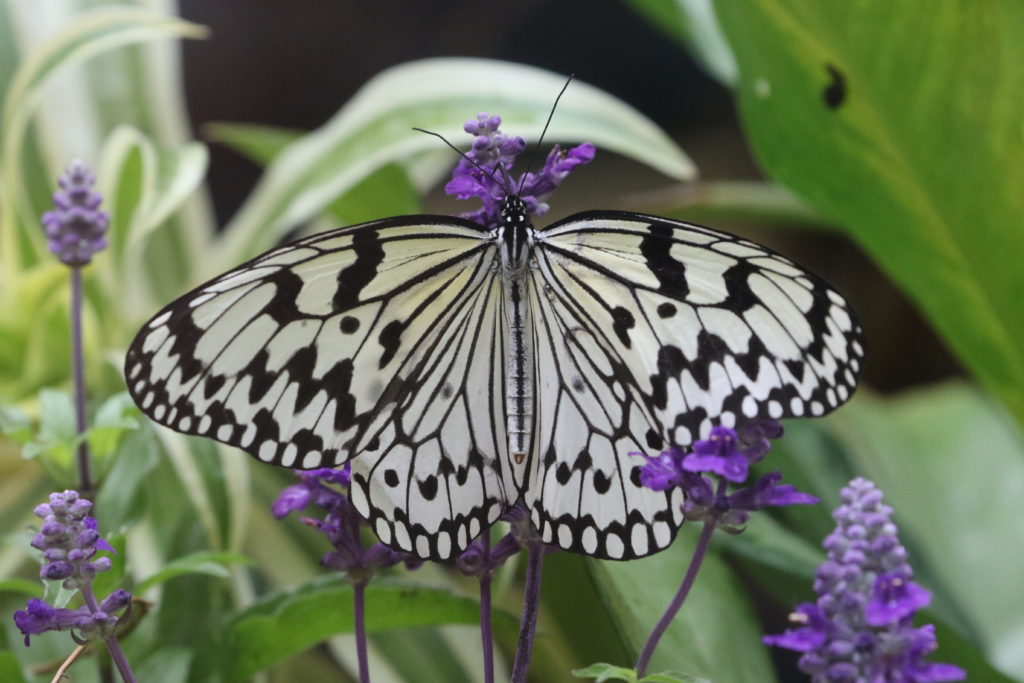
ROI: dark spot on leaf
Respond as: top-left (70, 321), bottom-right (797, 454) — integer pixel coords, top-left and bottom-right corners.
top-left (823, 63), bottom-right (846, 109)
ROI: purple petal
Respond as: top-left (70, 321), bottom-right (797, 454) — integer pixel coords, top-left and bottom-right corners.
top-left (762, 604), bottom-right (828, 652)
top-left (635, 450), bottom-right (684, 491)
top-left (866, 572), bottom-right (931, 626)
top-left (272, 483), bottom-right (312, 518)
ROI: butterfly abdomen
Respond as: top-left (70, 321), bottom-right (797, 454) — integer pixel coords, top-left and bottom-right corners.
top-left (504, 272), bottom-right (534, 466)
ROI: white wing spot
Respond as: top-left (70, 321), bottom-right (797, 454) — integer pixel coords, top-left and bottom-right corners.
top-left (198, 415), bottom-right (212, 434)
top-left (605, 534), bottom-right (625, 559)
top-left (558, 524), bottom-right (572, 549)
top-left (375, 518), bottom-right (392, 544)
top-left (790, 397), bottom-right (804, 415)
top-left (280, 444), bottom-right (298, 467)
top-left (742, 395), bottom-right (758, 418)
top-left (258, 440), bottom-right (276, 462)
top-left (301, 451), bottom-right (322, 468)
top-left (436, 532), bottom-right (452, 558)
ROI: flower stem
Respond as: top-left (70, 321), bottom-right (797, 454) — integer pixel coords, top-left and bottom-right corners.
top-left (479, 533), bottom-right (494, 683)
top-left (353, 579), bottom-right (371, 683)
top-left (80, 584), bottom-right (136, 683)
top-left (511, 539), bottom-right (544, 683)
top-left (634, 518), bottom-right (717, 677)
top-left (70, 266), bottom-right (93, 495)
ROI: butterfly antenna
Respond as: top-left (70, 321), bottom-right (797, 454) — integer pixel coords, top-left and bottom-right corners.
top-left (412, 127), bottom-right (511, 195)
top-left (518, 73), bottom-right (575, 195)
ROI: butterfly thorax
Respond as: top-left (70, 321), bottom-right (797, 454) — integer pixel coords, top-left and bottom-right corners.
top-left (497, 195), bottom-right (535, 468)
top-left (498, 195), bottom-right (532, 276)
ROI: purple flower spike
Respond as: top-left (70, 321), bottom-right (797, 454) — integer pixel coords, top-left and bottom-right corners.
top-left (27, 491), bottom-right (115, 591)
top-left (444, 112), bottom-right (593, 228)
top-left (41, 160), bottom-right (109, 266)
top-left (764, 478), bottom-right (965, 682)
top-left (12, 492), bottom-right (130, 648)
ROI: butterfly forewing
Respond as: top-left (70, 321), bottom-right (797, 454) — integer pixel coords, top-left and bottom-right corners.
top-left (125, 217), bottom-right (512, 559)
top-left (524, 211), bottom-right (864, 559)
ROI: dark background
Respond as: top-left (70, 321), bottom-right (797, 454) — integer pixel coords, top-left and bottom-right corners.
top-left (176, 0), bottom-right (960, 395)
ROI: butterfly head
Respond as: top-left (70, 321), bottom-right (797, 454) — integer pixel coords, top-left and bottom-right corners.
top-left (500, 195), bottom-right (530, 227)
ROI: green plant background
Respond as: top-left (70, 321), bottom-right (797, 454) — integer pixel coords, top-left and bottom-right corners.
top-left (0, 1), bottom-right (1020, 682)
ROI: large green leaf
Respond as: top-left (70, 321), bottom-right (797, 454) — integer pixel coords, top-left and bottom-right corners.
top-left (713, 1), bottom-right (1024, 427)
top-left (210, 57), bottom-right (696, 275)
top-left (588, 536), bottom-right (775, 682)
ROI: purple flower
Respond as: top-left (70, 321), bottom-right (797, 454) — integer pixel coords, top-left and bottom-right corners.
top-left (682, 425), bottom-right (751, 482)
top-left (763, 478), bottom-right (965, 682)
top-left (272, 465), bottom-right (352, 518)
top-left (28, 491), bottom-right (114, 590)
top-left (12, 492), bottom-right (130, 647)
top-left (634, 419), bottom-right (814, 532)
top-left (13, 597), bottom-right (125, 647)
top-left (273, 466), bottom-right (418, 581)
top-left (41, 160), bottom-right (109, 266)
top-left (444, 112), bottom-right (593, 228)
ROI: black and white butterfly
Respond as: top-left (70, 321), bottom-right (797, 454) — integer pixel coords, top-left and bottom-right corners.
top-left (125, 185), bottom-right (864, 561)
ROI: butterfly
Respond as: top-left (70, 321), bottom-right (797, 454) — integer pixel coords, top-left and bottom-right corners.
top-left (125, 178), bottom-right (865, 561)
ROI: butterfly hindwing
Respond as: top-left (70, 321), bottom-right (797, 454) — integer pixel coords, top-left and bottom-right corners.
top-left (125, 216), bottom-right (511, 559)
top-left (524, 211), bottom-right (864, 559)
top-left (526, 263), bottom-right (686, 559)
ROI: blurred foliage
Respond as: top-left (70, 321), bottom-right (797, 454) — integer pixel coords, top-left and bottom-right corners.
top-left (0, 1), bottom-right (1020, 682)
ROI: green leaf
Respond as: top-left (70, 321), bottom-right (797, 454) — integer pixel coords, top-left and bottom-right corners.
top-left (219, 575), bottom-right (484, 682)
top-left (0, 579), bottom-right (44, 597)
top-left (96, 125), bottom-right (209, 309)
top-left (573, 662), bottom-right (709, 683)
top-left (0, 404), bottom-right (31, 444)
top-left (205, 122), bottom-right (302, 166)
top-left (136, 550), bottom-right (253, 594)
top-left (588, 535), bottom-right (776, 682)
top-left (714, 0), bottom-right (1024, 427)
top-left (86, 391), bottom-right (139, 463)
top-left (95, 426), bottom-right (159, 529)
top-left (209, 122), bottom-right (422, 225)
top-left (574, 662), bottom-right (639, 682)
top-left (211, 57), bottom-right (695, 274)
top-left (0, 651), bottom-right (25, 683)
